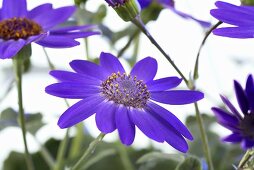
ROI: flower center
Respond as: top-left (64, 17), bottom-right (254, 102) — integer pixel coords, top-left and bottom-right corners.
top-left (241, 114), bottom-right (254, 138)
top-left (0, 17), bottom-right (43, 40)
top-left (101, 72), bottom-right (150, 108)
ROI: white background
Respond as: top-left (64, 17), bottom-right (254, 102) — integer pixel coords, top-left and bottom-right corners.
top-left (0, 0), bottom-right (253, 168)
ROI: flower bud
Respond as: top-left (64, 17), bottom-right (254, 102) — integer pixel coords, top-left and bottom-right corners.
top-left (105, 0), bottom-right (141, 21)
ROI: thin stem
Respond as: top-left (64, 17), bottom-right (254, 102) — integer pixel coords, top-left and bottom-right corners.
top-left (69, 123), bottom-right (85, 159)
top-left (54, 129), bottom-right (70, 170)
top-left (85, 38), bottom-right (90, 60)
top-left (193, 21), bottom-right (222, 80)
top-left (132, 16), bottom-right (214, 170)
top-left (194, 103), bottom-right (214, 170)
top-left (34, 138), bottom-right (55, 169)
top-left (191, 22), bottom-right (223, 170)
top-left (43, 47), bottom-right (72, 170)
top-left (133, 33), bottom-right (140, 58)
top-left (71, 133), bottom-right (105, 170)
top-left (43, 47), bottom-right (70, 107)
top-left (82, 149), bottom-right (116, 170)
top-left (129, 32), bottom-right (141, 67)
top-left (0, 78), bottom-right (14, 104)
top-left (131, 17), bottom-right (189, 85)
top-left (238, 149), bottom-right (254, 169)
top-left (13, 58), bottom-right (34, 170)
top-left (117, 143), bottom-right (135, 170)
top-left (117, 29), bottom-right (140, 58)
top-left (43, 48), bottom-right (55, 70)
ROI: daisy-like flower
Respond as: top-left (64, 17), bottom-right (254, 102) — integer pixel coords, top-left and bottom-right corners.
top-left (46, 52), bottom-right (204, 152)
top-left (212, 74), bottom-right (254, 149)
top-left (0, 0), bottom-right (100, 59)
top-left (138, 0), bottom-right (211, 27)
top-left (210, 1), bottom-right (254, 38)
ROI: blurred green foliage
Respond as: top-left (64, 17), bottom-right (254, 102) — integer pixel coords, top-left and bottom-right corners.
top-left (2, 108), bottom-right (245, 170)
top-left (0, 1), bottom-right (249, 170)
top-left (186, 114), bottom-right (243, 170)
top-left (0, 108), bottom-right (44, 135)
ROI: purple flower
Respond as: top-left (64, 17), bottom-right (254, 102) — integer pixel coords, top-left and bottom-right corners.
top-left (46, 52), bottom-right (204, 152)
top-left (138, 0), bottom-right (211, 27)
top-left (0, 0), bottom-right (100, 59)
top-left (210, 1), bottom-right (254, 38)
top-left (212, 74), bottom-right (254, 149)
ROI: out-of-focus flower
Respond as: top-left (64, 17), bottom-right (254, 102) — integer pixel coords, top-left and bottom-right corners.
top-left (211, 1), bottom-right (254, 38)
top-left (138, 0), bottom-right (211, 27)
top-left (212, 74), bottom-right (254, 149)
top-left (46, 52), bottom-right (204, 152)
top-left (0, 0), bottom-right (100, 59)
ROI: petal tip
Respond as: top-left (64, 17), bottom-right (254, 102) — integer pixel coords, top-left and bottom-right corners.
top-left (57, 119), bottom-right (68, 129)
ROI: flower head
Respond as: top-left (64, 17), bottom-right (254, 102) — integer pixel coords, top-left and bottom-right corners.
top-left (212, 74), bottom-right (254, 149)
top-left (138, 0), bottom-right (211, 27)
top-left (0, 0), bottom-right (100, 59)
top-left (46, 52), bottom-right (204, 152)
top-left (211, 1), bottom-right (254, 38)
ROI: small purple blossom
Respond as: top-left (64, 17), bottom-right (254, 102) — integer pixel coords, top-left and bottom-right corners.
top-left (45, 52), bottom-right (204, 152)
top-left (211, 1), bottom-right (254, 38)
top-left (0, 0), bottom-right (100, 59)
top-left (138, 0), bottom-right (211, 27)
top-left (212, 74), bottom-right (254, 150)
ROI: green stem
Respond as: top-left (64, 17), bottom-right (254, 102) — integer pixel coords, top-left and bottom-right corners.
top-left (193, 21), bottom-right (222, 80)
top-left (54, 129), bottom-right (70, 170)
top-left (43, 47), bottom-right (70, 107)
top-left (117, 143), bottom-right (135, 170)
top-left (131, 16), bottom-right (189, 85)
top-left (194, 103), bottom-right (214, 170)
top-left (43, 47), bottom-right (71, 170)
top-left (43, 47), bottom-right (55, 70)
top-left (117, 29), bottom-right (140, 58)
top-left (69, 123), bottom-right (85, 159)
top-left (71, 133), bottom-right (105, 170)
top-left (238, 149), bottom-right (254, 169)
top-left (82, 149), bottom-right (116, 170)
top-left (132, 16), bottom-right (214, 170)
top-left (0, 78), bottom-right (14, 104)
top-left (191, 22), bottom-right (223, 170)
top-left (34, 138), bottom-right (55, 169)
top-left (85, 38), bottom-right (90, 60)
top-left (128, 32), bottom-right (141, 67)
top-left (133, 32), bottom-right (140, 58)
top-left (13, 57), bottom-right (34, 170)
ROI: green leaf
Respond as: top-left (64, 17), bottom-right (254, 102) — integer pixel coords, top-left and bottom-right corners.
top-left (4, 138), bottom-right (61, 170)
top-left (25, 112), bottom-right (44, 135)
top-left (175, 156), bottom-right (202, 170)
top-left (0, 108), bottom-right (44, 135)
top-left (3, 152), bottom-right (28, 170)
top-left (137, 152), bottom-right (184, 164)
top-left (82, 149), bottom-right (117, 170)
top-left (0, 108), bottom-right (19, 131)
top-left (75, 4), bottom-right (107, 25)
top-left (141, 3), bottom-right (163, 24)
top-left (186, 113), bottom-right (243, 170)
top-left (74, 0), bottom-right (88, 6)
top-left (137, 152), bottom-right (182, 170)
